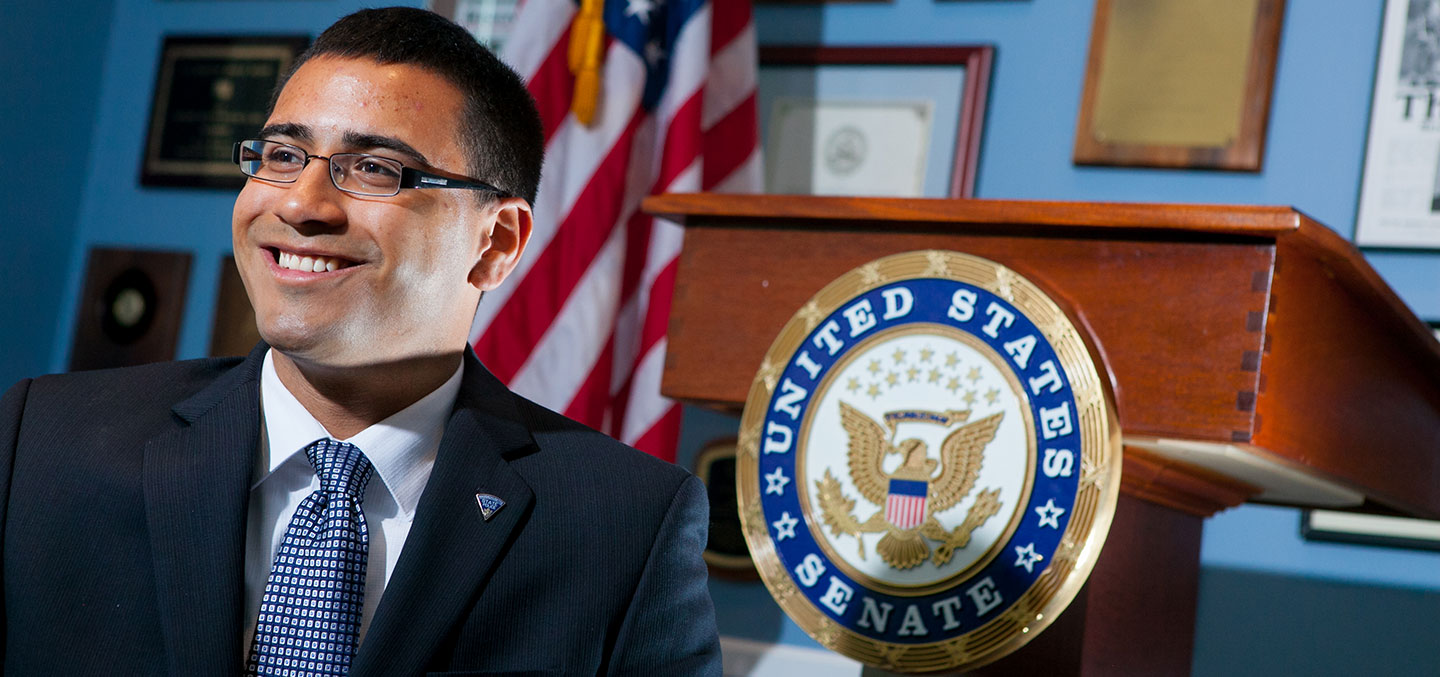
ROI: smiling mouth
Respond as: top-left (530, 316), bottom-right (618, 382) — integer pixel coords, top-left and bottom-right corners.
top-left (271, 248), bottom-right (358, 273)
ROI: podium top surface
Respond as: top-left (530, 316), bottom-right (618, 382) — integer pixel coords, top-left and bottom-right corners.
top-left (647, 193), bottom-right (1305, 235)
top-left (647, 194), bottom-right (1440, 518)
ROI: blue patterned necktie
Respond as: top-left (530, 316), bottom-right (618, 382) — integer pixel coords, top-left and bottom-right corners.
top-left (247, 438), bottom-right (374, 676)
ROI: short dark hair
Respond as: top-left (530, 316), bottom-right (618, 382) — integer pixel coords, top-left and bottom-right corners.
top-left (275, 7), bottom-right (544, 205)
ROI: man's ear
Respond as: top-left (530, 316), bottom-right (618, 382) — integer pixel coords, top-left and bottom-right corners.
top-left (470, 196), bottom-right (532, 291)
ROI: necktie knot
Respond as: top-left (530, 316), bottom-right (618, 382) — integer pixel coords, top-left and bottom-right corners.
top-left (304, 438), bottom-right (373, 500)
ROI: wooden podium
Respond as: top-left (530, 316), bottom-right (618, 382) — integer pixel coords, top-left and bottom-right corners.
top-left (644, 194), bottom-right (1440, 675)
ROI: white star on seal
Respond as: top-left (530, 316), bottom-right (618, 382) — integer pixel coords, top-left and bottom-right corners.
top-left (1014, 542), bottom-right (1044, 573)
top-left (625, 0), bottom-right (657, 24)
top-left (764, 467), bottom-right (791, 496)
top-left (772, 511), bottom-right (799, 541)
top-left (1034, 498), bottom-right (1066, 529)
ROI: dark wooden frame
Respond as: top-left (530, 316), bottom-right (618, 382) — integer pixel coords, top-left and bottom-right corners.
top-left (1072, 0), bottom-right (1286, 171)
top-left (69, 247), bottom-right (192, 371)
top-left (141, 34), bottom-right (309, 189)
top-left (760, 45), bottom-right (993, 198)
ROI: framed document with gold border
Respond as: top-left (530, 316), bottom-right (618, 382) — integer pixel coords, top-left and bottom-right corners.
top-left (1073, 0), bottom-right (1285, 171)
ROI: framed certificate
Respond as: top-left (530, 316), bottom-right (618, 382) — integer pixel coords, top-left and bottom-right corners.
top-left (759, 46), bottom-right (994, 198)
top-left (141, 35), bottom-right (308, 189)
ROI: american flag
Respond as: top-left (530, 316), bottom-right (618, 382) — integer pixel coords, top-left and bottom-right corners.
top-left (886, 479), bottom-right (928, 530)
top-left (472, 0), bottom-right (760, 461)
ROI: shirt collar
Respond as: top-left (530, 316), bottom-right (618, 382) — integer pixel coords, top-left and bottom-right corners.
top-left (258, 349), bottom-right (463, 518)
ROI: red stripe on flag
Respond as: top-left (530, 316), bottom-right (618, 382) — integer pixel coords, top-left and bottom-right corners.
top-left (653, 94), bottom-right (705, 194)
top-left (702, 91), bottom-right (758, 188)
top-left (635, 257), bottom-right (678, 358)
top-left (617, 212), bottom-right (656, 323)
top-left (473, 112), bottom-right (646, 383)
top-left (710, 0), bottom-right (752, 56)
top-left (563, 337), bottom-right (616, 432)
top-left (526, 28), bottom-right (577, 142)
top-left (609, 258), bottom-right (678, 418)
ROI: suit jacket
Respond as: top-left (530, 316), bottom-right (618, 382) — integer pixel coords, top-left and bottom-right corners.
top-left (0, 344), bottom-right (720, 676)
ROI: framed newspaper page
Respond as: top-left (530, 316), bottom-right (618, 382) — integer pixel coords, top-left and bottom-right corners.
top-left (758, 46), bottom-right (993, 198)
top-left (1356, 0), bottom-right (1440, 248)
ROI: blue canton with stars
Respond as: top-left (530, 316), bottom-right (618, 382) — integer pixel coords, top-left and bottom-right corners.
top-left (247, 438), bottom-right (374, 676)
top-left (756, 278), bottom-right (1084, 645)
top-left (599, 0), bottom-right (706, 111)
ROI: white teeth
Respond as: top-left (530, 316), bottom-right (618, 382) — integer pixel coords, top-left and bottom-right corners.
top-left (276, 251), bottom-right (350, 272)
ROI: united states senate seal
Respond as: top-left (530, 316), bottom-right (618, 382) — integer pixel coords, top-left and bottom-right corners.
top-left (737, 250), bottom-right (1121, 673)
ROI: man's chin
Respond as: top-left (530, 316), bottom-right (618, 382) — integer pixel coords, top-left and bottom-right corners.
top-left (256, 324), bottom-right (351, 367)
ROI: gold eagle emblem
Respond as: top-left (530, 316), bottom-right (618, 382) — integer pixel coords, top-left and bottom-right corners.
top-left (817, 401), bottom-right (1005, 570)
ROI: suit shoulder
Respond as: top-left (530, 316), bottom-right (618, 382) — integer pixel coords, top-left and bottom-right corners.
top-left (510, 396), bottom-right (692, 489)
top-left (21, 357), bottom-right (245, 425)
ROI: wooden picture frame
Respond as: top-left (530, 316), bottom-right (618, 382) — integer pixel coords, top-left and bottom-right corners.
top-left (209, 255), bottom-right (261, 358)
top-left (141, 35), bottom-right (309, 189)
top-left (759, 45), bottom-right (993, 198)
top-left (69, 247), bottom-right (192, 371)
top-left (1073, 0), bottom-right (1285, 171)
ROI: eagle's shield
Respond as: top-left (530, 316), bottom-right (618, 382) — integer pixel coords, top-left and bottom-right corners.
top-left (885, 479), bottom-right (928, 529)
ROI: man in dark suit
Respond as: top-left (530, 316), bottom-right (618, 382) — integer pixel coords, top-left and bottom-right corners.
top-left (0, 7), bottom-right (720, 675)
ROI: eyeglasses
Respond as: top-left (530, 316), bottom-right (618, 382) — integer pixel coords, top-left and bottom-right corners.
top-left (232, 138), bottom-right (510, 198)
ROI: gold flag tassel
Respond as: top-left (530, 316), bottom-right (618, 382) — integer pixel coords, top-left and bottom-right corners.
top-left (568, 0), bottom-right (606, 126)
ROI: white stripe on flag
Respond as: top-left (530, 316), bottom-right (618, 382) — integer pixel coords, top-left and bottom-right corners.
top-left (498, 0), bottom-right (573, 79)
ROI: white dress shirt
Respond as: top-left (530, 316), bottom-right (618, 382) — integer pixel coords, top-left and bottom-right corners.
top-left (243, 349), bottom-right (463, 650)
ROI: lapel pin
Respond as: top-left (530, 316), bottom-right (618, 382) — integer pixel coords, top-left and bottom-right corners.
top-left (475, 492), bottom-right (505, 521)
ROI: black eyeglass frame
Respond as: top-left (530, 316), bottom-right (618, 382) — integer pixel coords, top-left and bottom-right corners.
top-left (231, 139), bottom-right (513, 199)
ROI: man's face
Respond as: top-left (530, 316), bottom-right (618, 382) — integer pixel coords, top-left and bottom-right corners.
top-left (232, 56), bottom-right (525, 369)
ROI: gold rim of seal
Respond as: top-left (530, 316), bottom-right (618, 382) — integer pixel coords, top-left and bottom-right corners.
top-left (735, 250), bottom-right (1123, 674)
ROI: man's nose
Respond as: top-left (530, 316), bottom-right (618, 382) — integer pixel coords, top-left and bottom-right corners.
top-left (275, 157), bottom-right (347, 229)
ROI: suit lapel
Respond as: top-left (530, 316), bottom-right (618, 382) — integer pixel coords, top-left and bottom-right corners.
top-left (143, 344), bottom-right (267, 677)
top-left (352, 351), bottom-right (537, 676)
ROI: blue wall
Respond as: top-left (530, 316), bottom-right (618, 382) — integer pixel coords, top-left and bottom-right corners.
top-left (3, 0), bottom-right (1438, 674)
top-left (0, 0), bottom-right (116, 388)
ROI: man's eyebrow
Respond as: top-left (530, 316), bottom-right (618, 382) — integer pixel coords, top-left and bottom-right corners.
top-left (342, 132), bottom-right (430, 167)
top-left (257, 123), bottom-right (312, 143)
